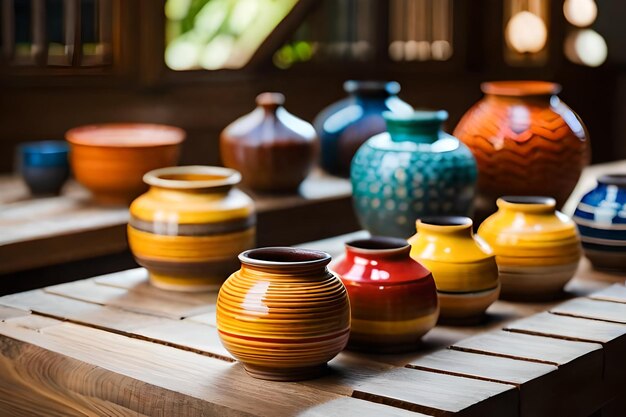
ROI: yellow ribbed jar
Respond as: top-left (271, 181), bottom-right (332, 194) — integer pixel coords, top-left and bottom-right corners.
top-left (128, 166), bottom-right (255, 292)
top-left (477, 196), bottom-right (581, 300)
top-left (217, 247), bottom-right (350, 381)
top-left (409, 216), bottom-right (499, 324)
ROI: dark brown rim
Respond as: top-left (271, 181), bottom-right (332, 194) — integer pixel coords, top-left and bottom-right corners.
top-left (345, 236), bottom-right (410, 254)
top-left (239, 247), bottom-right (331, 268)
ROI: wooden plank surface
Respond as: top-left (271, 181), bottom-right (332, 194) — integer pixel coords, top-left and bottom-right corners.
top-left (0, 170), bottom-right (354, 274)
top-left (551, 297), bottom-right (626, 324)
top-left (589, 284), bottom-right (626, 304)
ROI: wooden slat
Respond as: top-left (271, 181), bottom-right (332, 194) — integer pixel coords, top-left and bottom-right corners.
top-left (589, 284), bottom-right (626, 304)
top-left (0, 304), bottom-right (29, 320)
top-left (4, 314), bottom-right (63, 331)
top-left (452, 330), bottom-right (602, 367)
top-left (183, 310), bottom-right (217, 327)
top-left (551, 298), bottom-right (626, 324)
top-left (45, 278), bottom-right (215, 320)
top-left (409, 349), bottom-right (568, 417)
top-left (0, 290), bottom-right (169, 332)
top-left (0, 322), bottom-right (421, 417)
top-left (505, 312), bottom-right (626, 386)
top-left (452, 331), bottom-right (604, 417)
top-left (31, 0), bottom-right (48, 65)
top-left (352, 367), bottom-right (518, 417)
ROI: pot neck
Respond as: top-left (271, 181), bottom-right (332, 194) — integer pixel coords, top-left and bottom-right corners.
top-left (384, 110), bottom-right (448, 144)
top-left (496, 196), bottom-right (556, 214)
top-left (144, 166), bottom-right (240, 197)
top-left (256, 92), bottom-right (285, 115)
top-left (416, 217), bottom-right (474, 238)
top-left (239, 247), bottom-right (331, 276)
top-left (344, 80), bottom-right (400, 100)
top-left (344, 237), bottom-right (411, 260)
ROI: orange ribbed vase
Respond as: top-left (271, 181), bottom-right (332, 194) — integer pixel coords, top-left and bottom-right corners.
top-left (216, 247), bottom-right (350, 381)
top-left (454, 81), bottom-right (590, 215)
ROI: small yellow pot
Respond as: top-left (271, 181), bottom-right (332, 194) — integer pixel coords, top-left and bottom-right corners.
top-left (409, 216), bottom-right (499, 324)
top-left (477, 196), bottom-right (581, 300)
top-left (128, 166), bottom-right (256, 292)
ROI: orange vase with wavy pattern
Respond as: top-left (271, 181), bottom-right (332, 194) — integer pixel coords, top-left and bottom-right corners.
top-left (217, 247), bottom-right (350, 381)
top-left (454, 81), bottom-right (590, 215)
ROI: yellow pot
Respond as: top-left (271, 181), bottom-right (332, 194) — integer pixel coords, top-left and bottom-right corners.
top-left (217, 247), bottom-right (350, 381)
top-left (128, 166), bottom-right (256, 292)
top-left (477, 196), bottom-right (581, 300)
top-left (409, 216), bottom-right (499, 324)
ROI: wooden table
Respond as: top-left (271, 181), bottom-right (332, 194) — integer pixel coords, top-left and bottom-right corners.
top-left (0, 231), bottom-right (625, 417)
top-left (0, 170), bottom-right (355, 275)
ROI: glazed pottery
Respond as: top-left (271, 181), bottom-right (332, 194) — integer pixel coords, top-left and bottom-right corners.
top-left (314, 80), bottom-right (413, 177)
top-left (478, 196), bottom-right (582, 300)
top-left (217, 247), bottom-right (350, 381)
top-left (66, 123), bottom-right (185, 205)
top-left (573, 174), bottom-right (626, 271)
top-left (220, 92), bottom-right (318, 193)
top-left (128, 166), bottom-right (256, 292)
top-left (332, 237), bottom-right (438, 352)
top-left (454, 81), bottom-right (590, 215)
top-left (17, 141), bottom-right (69, 196)
top-left (351, 110), bottom-right (477, 238)
top-left (409, 217), bottom-right (500, 324)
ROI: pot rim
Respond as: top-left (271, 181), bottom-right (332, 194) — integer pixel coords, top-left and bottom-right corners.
top-left (417, 216), bottom-right (473, 231)
top-left (598, 174), bottom-right (626, 187)
top-left (497, 196), bottom-right (556, 212)
top-left (19, 140), bottom-right (69, 155)
top-left (481, 81), bottom-right (561, 97)
top-left (345, 236), bottom-right (410, 256)
top-left (239, 247), bottom-right (332, 268)
top-left (144, 165), bottom-right (241, 189)
top-left (66, 123), bottom-right (186, 148)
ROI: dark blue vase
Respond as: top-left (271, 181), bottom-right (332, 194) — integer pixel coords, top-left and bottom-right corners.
top-left (314, 80), bottom-right (413, 178)
top-left (351, 110), bottom-right (477, 238)
top-left (573, 174), bottom-right (626, 271)
top-left (18, 141), bottom-right (70, 196)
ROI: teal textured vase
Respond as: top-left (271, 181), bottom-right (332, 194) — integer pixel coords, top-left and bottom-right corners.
top-left (351, 111), bottom-right (478, 238)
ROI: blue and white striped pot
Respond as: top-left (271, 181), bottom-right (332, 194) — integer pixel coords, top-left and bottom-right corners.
top-left (573, 174), bottom-right (626, 271)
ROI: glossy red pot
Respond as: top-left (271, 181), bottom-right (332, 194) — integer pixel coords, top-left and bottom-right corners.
top-left (332, 237), bottom-right (439, 353)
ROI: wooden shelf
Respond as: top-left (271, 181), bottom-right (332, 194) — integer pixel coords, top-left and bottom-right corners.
top-left (0, 233), bottom-right (624, 416)
top-left (0, 169), bottom-right (356, 275)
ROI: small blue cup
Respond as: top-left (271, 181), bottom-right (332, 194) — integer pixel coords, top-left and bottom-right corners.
top-left (17, 141), bottom-right (70, 196)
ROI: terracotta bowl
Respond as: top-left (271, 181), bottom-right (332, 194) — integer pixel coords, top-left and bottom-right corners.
top-left (66, 123), bottom-right (186, 205)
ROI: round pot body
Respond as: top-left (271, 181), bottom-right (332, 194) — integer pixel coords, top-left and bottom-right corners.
top-left (478, 196), bottom-right (581, 300)
top-left (18, 140), bottom-right (69, 196)
top-left (409, 217), bottom-right (500, 324)
top-left (573, 174), bottom-right (626, 271)
top-left (454, 81), bottom-right (590, 215)
top-left (333, 237), bottom-right (438, 353)
top-left (217, 247), bottom-right (350, 381)
top-left (351, 110), bottom-right (477, 238)
top-left (314, 80), bottom-right (413, 178)
top-left (66, 123), bottom-right (185, 205)
top-left (220, 92), bottom-right (318, 193)
top-left (128, 166), bottom-right (256, 292)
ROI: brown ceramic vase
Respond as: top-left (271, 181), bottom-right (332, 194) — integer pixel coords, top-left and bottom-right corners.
top-left (454, 81), bottom-right (590, 216)
top-left (220, 92), bottom-right (318, 193)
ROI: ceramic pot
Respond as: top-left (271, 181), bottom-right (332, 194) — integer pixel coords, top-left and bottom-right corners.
top-left (220, 92), bottom-right (318, 193)
top-left (128, 166), bottom-right (256, 292)
top-left (478, 196), bottom-right (582, 300)
top-left (454, 81), bottom-right (590, 217)
top-left (66, 123), bottom-right (185, 205)
top-left (332, 237), bottom-right (438, 352)
top-left (314, 80), bottom-right (413, 177)
top-left (217, 247), bottom-right (350, 381)
top-left (17, 141), bottom-right (69, 196)
top-left (351, 110), bottom-right (477, 238)
top-left (409, 217), bottom-right (500, 324)
top-left (573, 174), bottom-right (626, 271)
